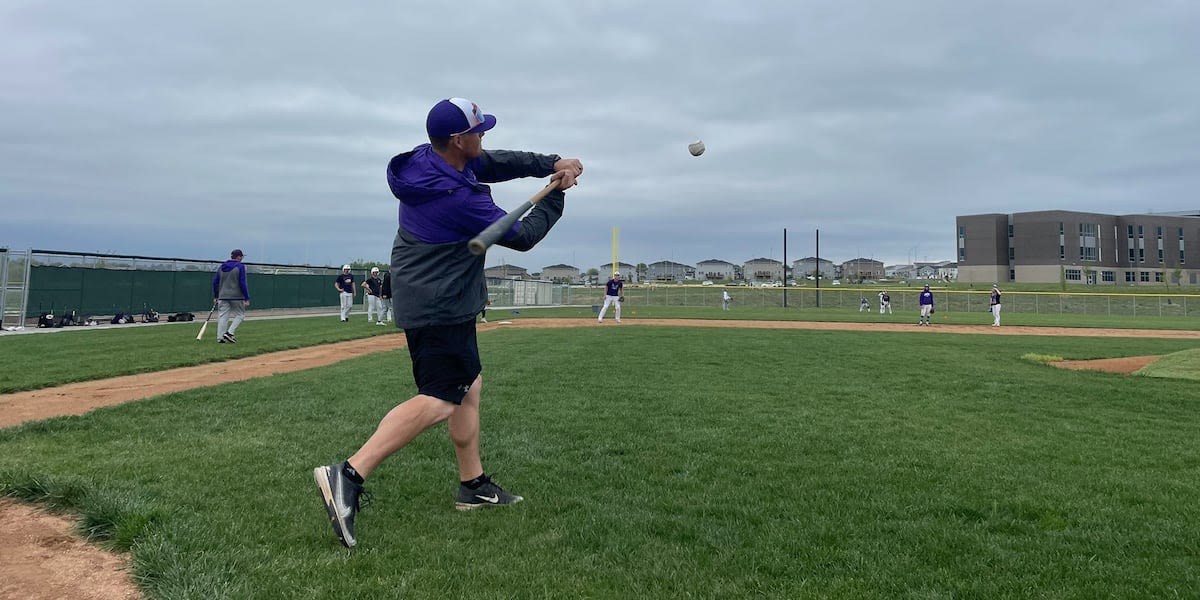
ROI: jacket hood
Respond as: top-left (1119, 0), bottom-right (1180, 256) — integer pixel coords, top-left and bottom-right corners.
top-left (387, 144), bottom-right (483, 207)
top-left (220, 260), bottom-right (241, 272)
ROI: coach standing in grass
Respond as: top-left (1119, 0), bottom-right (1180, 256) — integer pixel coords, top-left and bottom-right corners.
top-left (212, 248), bottom-right (250, 343)
top-left (313, 97), bottom-right (583, 548)
top-left (334, 265), bottom-right (355, 322)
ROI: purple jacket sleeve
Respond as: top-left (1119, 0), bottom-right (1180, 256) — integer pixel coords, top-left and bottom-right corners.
top-left (238, 264), bottom-right (250, 300)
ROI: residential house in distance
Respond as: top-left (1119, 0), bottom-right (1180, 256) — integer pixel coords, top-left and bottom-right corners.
top-left (958, 209), bottom-right (1200, 285)
top-left (597, 262), bottom-right (639, 283)
top-left (936, 261), bottom-right (958, 280)
top-left (743, 258), bottom-right (784, 284)
top-left (913, 263), bottom-right (940, 279)
top-left (793, 257), bottom-right (834, 280)
top-left (840, 258), bottom-right (884, 282)
top-left (696, 259), bottom-right (736, 281)
top-left (484, 263), bottom-right (530, 279)
top-left (647, 260), bottom-right (694, 282)
top-left (541, 264), bottom-right (581, 284)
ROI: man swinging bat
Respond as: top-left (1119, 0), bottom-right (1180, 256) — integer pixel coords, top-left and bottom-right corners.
top-left (313, 97), bottom-right (582, 548)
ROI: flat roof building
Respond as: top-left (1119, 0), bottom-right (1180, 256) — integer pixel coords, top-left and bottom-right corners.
top-left (957, 210), bottom-right (1200, 285)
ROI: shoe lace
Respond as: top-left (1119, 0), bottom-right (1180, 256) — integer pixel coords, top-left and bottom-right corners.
top-left (355, 488), bottom-right (374, 511)
top-left (479, 473), bottom-right (507, 492)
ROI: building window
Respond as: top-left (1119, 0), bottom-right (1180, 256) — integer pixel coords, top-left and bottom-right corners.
top-left (1008, 247), bottom-right (1015, 261)
top-left (1126, 271), bottom-right (1136, 283)
top-left (1008, 224), bottom-right (1013, 238)
top-left (1060, 245), bottom-right (1066, 259)
top-left (1079, 223), bottom-right (1099, 261)
top-left (1158, 248), bottom-right (1164, 262)
top-left (1139, 248), bottom-right (1145, 262)
top-left (1009, 269), bottom-right (1015, 281)
top-left (1140, 271), bottom-right (1150, 282)
top-left (1065, 269), bottom-right (1081, 281)
top-left (958, 226), bottom-right (964, 238)
top-left (1181, 228), bottom-right (1186, 265)
top-left (958, 248), bottom-right (965, 260)
top-left (1102, 271), bottom-right (1114, 282)
top-left (1155, 272), bottom-right (1164, 283)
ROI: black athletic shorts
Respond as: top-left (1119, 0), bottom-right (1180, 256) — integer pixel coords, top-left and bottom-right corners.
top-left (404, 319), bottom-right (480, 405)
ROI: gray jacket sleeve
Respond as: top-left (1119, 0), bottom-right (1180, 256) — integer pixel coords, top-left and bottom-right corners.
top-left (472, 150), bottom-right (560, 183)
top-left (498, 189), bottom-right (565, 252)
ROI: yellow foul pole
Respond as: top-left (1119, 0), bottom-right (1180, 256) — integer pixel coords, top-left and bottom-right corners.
top-left (612, 227), bottom-right (619, 277)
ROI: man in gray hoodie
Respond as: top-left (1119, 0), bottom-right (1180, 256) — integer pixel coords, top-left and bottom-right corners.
top-left (314, 97), bottom-right (582, 548)
top-left (211, 249), bottom-right (250, 343)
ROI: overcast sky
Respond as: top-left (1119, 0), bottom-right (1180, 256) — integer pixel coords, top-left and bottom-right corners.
top-left (3, 1), bottom-right (1198, 272)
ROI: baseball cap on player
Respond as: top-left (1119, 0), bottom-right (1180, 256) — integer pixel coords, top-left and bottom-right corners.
top-left (371, 267), bottom-right (380, 273)
top-left (426, 98), bottom-right (497, 138)
top-left (230, 249), bottom-right (244, 258)
top-left (342, 264), bottom-right (351, 270)
top-left (613, 271), bottom-right (621, 276)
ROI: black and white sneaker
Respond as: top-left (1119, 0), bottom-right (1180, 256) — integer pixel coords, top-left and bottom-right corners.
top-left (454, 475), bottom-right (523, 511)
top-left (313, 463), bottom-right (367, 548)
top-left (222, 332), bottom-right (236, 343)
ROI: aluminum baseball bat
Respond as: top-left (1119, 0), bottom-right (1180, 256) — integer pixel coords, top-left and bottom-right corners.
top-left (468, 180), bottom-right (560, 256)
top-left (196, 305), bottom-right (216, 340)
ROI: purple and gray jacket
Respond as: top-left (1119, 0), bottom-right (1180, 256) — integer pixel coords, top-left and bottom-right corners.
top-left (386, 145), bottom-right (564, 329)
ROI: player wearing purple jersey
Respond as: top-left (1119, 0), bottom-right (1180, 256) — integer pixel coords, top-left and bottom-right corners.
top-left (597, 271), bottom-right (624, 323)
top-left (312, 97), bottom-right (583, 548)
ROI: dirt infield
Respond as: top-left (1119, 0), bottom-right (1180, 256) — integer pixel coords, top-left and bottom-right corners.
top-left (3, 317), bottom-right (1196, 599)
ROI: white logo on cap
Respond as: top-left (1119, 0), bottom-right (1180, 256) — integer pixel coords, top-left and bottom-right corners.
top-left (448, 98), bottom-right (483, 130)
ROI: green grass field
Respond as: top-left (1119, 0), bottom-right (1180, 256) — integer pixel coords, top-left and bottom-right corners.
top-left (4, 304), bottom-right (1198, 394)
top-left (2, 325), bottom-right (1198, 599)
top-left (0, 316), bottom-right (396, 393)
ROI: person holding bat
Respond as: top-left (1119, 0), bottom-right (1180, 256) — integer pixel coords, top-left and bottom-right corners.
top-left (313, 97), bottom-right (582, 548)
top-left (211, 248), bottom-right (250, 343)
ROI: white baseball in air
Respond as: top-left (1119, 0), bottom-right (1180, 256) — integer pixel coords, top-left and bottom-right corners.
top-left (688, 139), bottom-right (705, 156)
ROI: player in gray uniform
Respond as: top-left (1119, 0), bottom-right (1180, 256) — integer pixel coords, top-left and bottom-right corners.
top-left (212, 249), bottom-right (250, 343)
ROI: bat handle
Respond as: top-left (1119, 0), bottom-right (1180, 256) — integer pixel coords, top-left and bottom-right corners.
top-left (468, 180), bottom-right (561, 255)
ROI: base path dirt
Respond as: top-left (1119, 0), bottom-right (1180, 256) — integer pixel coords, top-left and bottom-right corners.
top-left (1052, 355), bottom-right (1162, 374)
top-left (3, 317), bottom-right (1197, 599)
top-left (0, 498), bottom-right (139, 600)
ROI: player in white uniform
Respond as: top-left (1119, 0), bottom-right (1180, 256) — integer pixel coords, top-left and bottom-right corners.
top-left (597, 272), bottom-right (623, 323)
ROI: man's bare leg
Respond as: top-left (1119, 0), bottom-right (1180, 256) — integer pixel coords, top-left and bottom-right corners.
top-left (346, 394), bottom-right (455, 478)
top-left (449, 375), bottom-right (484, 481)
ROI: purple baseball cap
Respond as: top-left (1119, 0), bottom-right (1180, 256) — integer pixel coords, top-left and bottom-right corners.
top-left (231, 249), bottom-right (244, 258)
top-left (426, 98), bottom-right (497, 137)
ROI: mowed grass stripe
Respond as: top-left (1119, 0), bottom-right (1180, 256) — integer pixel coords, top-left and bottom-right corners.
top-left (1, 327), bottom-right (1198, 599)
top-left (0, 317), bottom-right (396, 394)
top-left (5, 303), bottom-right (1200, 394)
